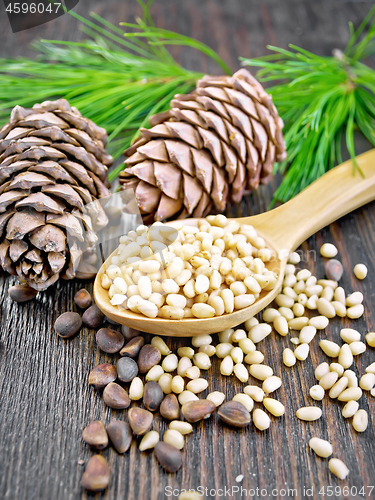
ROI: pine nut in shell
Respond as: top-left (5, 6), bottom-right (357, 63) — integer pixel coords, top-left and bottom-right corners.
top-left (296, 407), bottom-right (322, 421)
top-left (253, 409), bottom-right (270, 431)
top-left (329, 458), bottom-right (349, 480)
top-left (309, 437), bottom-right (333, 458)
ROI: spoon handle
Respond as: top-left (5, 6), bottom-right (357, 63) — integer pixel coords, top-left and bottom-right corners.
top-left (245, 149), bottom-right (375, 253)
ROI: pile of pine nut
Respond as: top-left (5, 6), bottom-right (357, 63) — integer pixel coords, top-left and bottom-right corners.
top-left (102, 215), bottom-right (278, 319)
top-left (104, 223), bottom-right (372, 484)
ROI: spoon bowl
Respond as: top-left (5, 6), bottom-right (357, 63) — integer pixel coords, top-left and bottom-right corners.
top-left (94, 150), bottom-right (375, 336)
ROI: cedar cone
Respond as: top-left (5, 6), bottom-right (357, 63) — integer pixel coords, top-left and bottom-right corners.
top-left (0, 99), bottom-right (113, 291)
top-left (120, 69), bottom-right (286, 223)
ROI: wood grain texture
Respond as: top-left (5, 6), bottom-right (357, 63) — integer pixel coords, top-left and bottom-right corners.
top-left (0, 1), bottom-right (374, 499)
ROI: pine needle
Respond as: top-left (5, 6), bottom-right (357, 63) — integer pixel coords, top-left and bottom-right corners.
top-left (241, 4), bottom-right (375, 205)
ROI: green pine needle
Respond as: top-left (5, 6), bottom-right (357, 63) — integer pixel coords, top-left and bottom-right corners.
top-left (241, 4), bottom-right (375, 206)
top-left (0, 2), bottom-right (230, 183)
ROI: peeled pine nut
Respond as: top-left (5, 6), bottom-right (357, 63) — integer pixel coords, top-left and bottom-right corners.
top-left (366, 362), bottom-right (375, 374)
top-left (319, 371), bottom-right (339, 390)
top-left (139, 430), bottom-right (159, 451)
top-left (253, 409), bottom-right (271, 431)
top-left (169, 420), bottom-right (193, 435)
top-left (159, 373), bottom-right (173, 394)
top-left (233, 363), bottom-right (249, 382)
top-left (206, 391), bottom-right (225, 407)
top-left (365, 332), bottom-right (375, 347)
top-left (231, 329), bottom-right (247, 342)
top-left (329, 458), bottom-right (349, 480)
top-left (350, 341), bottom-right (366, 356)
top-left (248, 323), bottom-right (272, 343)
top-left (244, 351), bottom-right (265, 365)
top-left (185, 366), bottom-right (200, 379)
top-left (298, 293), bottom-right (308, 305)
top-left (294, 343), bottom-right (309, 361)
top-left (320, 243), bottom-right (338, 258)
top-left (288, 317), bottom-right (309, 330)
top-left (262, 376), bottom-right (282, 394)
top-left (296, 406), bottom-right (322, 421)
top-left (244, 385), bottom-right (265, 402)
top-left (162, 354), bottom-right (178, 372)
top-left (334, 286), bottom-right (346, 304)
top-left (216, 343), bottom-right (234, 358)
top-left (244, 317), bottom-right (259, 330)
top-left (262, 308), bottom-right (280, 323)
top-left (346, 291), bottom-right (363, 307)
top-left (177, 357), bottom-right (192, 377)
top-left (151, 336), bottom-right (171, 355)
top-left (296, 269), bottom-right (311, 281)
top-left (199, 345), bottom-right (216, 357)
top-left (340, 328), bottom-right (361, 343)
top-left (238, 338), bottom-right (256, 354)
top-left (129, 377), bottom-right (144, 400)
top-left (347, 304), bottom-right (364, 319)
top-left (290, 337), bottom-right (300, 345)
top-left (279, 307), bottom-right (294, 320)
top-left (284, 287), bottom-right (298, 300)
top-left (332, 301), bottom-right (347, 317)
top-left (320, 340), bottom-right (340, 357)
top-left (191, 334), bottom-right (212, 347)
top-left (352, 409), bottom-right (368, 432)
top-left (343, 370), bottom-right (358, 388)
top-left (353, 263), bottom-right (367, 280)
top-left (337, 387), bottom-right (362, 402)
top-left (317, 279), bottom-right (338, 289)
top-left (220, 355), bottom-right (234, 376)
top-left (163, 429), bottom-right (184, 450)
top-left (275, 294), bottom-right (294, 308)
top-left (321, 287), bottom-right (334, 301)
top-left (288, 252), bottom-right (300, 264)
top-left (233, 393), bottom-right (254, 412)
top-left (230, 347), bottom-right (244, 364)
top-left (359, 373), bottom-right (375, 391)
top-left (317, 298), bottom-right (336, 318)
top-left (315, 362), bottom-right (330, 381)
top-left (305, 285), bottom-right (323, 297)
top-left (146, 365), bottom-right (164, 382)
top-left (342, 400), bottom-right (359, 418)
top-left (338, 344), bottom-right (353, 369)
top-left (299, 326), bottom-right (316, 344)
top-left (283, 348), bottom-right (296, 367)
top-left (249, 364), bottom-right (273, 381)
top-left (309, 316), bottom-right (329, 329)
top-left (193, 352), bottom-right (211, 370)
top-left (178, 390), bottom-right (199, 405)
top-left (171, 375), bottom-right (185, 394)
top-left (330, 363), bottom-right (344, 377)
top-left (310, 384), bottom-right (325, 401)
top-left (177, 347), bottom-right (194, 359)
top-left (329, 376), bottom-right (349, 399)
top-left (306, 295), bottom-right (319, 310)
top-left (273, 316), bottom-right (289, 336)
top-left (263, 398), bottom-right (285, 417)
top-left (293, 303), bottom-right (305, 317)
top-left (309, 437), bottom-right (333, 458)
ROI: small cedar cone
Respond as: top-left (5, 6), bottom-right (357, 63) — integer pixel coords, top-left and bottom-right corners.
top-left (120, 69), bottom-right (286, 223)
top-left (0, 99), bottom-right (113, 290)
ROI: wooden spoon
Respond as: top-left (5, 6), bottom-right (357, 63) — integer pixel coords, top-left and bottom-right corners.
top-left (94, 149), bottom-right (375, 336)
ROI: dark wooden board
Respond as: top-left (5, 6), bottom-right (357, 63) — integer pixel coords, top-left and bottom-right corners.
top-left (0, 1), bottom-right (374, 499)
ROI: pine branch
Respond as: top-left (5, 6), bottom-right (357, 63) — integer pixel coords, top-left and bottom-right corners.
top-left (0, 3), bottom-right (230, 182)
top-left (241, 4), bottom-right (375, 205)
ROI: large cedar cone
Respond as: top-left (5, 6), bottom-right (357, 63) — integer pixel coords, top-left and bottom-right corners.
top-left (0, 99), bottom-right (113, 291)
top-left (120, 69), bottom-right (286, 223)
